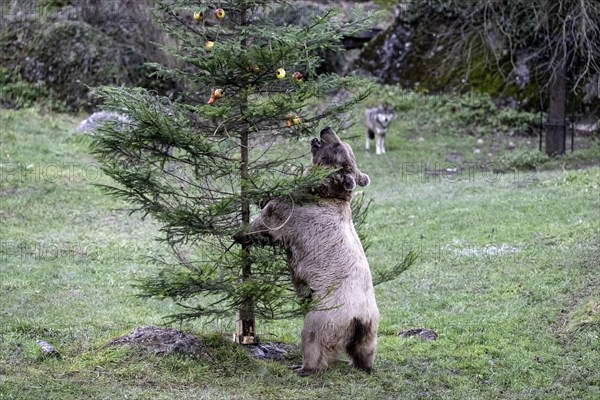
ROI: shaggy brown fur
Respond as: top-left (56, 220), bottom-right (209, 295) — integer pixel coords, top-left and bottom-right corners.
top-left (236, 127), bottom-right (378, 376)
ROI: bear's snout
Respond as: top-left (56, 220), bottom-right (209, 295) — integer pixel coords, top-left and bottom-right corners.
top-left (320, 127), bottom-right (335, 139)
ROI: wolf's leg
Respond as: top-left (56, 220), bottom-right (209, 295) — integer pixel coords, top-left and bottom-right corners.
top-left (365, 131), bottom-right (370, 150)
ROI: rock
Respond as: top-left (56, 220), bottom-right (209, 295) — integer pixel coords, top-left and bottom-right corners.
top-left (76, 111), bottom-right (133, 134)
top-left (244, 341), bottom-right (297, 362)
top-left (250, 346), bottom-right (266, 358)
top-left (36, 340), bottom-right (61, 358)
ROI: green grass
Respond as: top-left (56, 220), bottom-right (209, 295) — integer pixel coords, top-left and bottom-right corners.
top-left (1, 105), bottom-right (599, 399)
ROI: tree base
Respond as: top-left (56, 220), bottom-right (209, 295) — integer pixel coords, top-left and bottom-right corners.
top-left (232, 333), bottom-right (258, 345)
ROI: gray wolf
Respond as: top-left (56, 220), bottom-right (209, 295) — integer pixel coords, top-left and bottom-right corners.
top-left (364, 105), bottom-right (394, 155)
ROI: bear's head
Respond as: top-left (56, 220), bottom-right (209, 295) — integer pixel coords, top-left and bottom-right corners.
top-left (310, 127), bottom-right (370, 200)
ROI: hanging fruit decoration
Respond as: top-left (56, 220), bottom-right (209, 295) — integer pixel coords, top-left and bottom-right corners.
top-left (286, 113), bottom-right (301, 127)
top-left (276, 68), bottom-right (286, 80)
top-left (214, 8), bottom-right (225, 20)
top-left (207, 89), bottom-right (224, 105)
top-left (213, 89), bottom-right (224, 99)
top-left (292, 71), bottom-right (303, 83)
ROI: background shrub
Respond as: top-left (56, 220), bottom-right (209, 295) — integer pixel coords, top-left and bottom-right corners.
top-left (0, 0), bottom-right (177, 112)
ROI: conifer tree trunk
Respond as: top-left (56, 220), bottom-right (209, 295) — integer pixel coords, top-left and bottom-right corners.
top-left (234, 6), bottom-right (256, 344)
top-left (235, 128), bottom-right (255, 343)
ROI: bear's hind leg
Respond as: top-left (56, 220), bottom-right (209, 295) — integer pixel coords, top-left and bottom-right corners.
top-left (348, 342), bottom-right (375, 373)
top-left (346, 318), bottom-right (376, 373)
top-left (295, 326), bottom-right (335, 376)
top-left (296, 343), bottom-right (330, 376)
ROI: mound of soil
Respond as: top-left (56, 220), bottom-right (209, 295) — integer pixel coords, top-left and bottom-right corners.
top-left (108, 326), bottom-right (213, 360)
top-left (397, 328), bottom-right (438, 341)
top-left (108, 326), bottom-right (297, 363)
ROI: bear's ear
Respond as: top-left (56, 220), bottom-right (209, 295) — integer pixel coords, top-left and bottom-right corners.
top-left (320, 127), bottom-right (342, 145)
top-left (357, 172), bottom-right (370, 187)
top-left (342, 174), bottom-right (357, 191)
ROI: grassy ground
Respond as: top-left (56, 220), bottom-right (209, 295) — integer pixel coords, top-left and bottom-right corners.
top-left (1, 104), bottom-right (599, 399)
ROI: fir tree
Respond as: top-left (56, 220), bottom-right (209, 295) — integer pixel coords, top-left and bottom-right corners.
top-left (91, 0), bottom-right (375, 344)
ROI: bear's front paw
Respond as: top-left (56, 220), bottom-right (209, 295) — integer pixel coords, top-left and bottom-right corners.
top-left (232, 232), bottom-right (252, 246)
top-left (233, 231), bottom-right (273, 247)
top-left (294, 281), bottom-right (313, 299)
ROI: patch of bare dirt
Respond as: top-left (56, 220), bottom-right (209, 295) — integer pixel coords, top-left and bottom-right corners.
top-left (397, 328), bottom-right (438, 341)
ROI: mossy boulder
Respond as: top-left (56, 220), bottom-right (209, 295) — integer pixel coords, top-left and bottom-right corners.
top-left (356, 12), bottom-right (539, 107)
top-left (0, 2), bottom-right (175, 112)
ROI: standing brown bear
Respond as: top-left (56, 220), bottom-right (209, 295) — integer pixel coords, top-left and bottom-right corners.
top-left (235, 127), bottom-right (379, 376)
